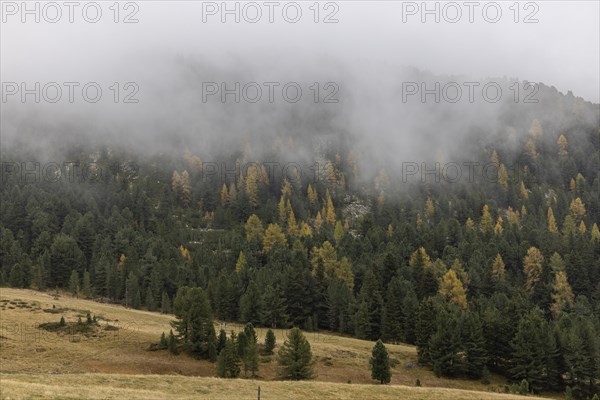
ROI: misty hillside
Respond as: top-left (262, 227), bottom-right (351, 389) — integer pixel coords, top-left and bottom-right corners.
top-left (1, 67), bottom-right (599, 398)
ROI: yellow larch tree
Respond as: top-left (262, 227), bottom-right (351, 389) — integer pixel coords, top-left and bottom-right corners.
top-left (557, 134), bottom-right (568, 160)
top-left (551, 271), bottom-right (574, 317)
top-left (262, 223), bottom-right (287, 253)
top-left (547, 207), bottom-right (558, 233)
top-left (492, 253), bottom-right (506, 279)
top-left (439, 269), bottom-right (468, 309)
top-left (245, 214), bottom-right (264, 242)
top-left (523, 247), bottom-right (544, 295)
top-left (480, 204), bottom-right (493, 233)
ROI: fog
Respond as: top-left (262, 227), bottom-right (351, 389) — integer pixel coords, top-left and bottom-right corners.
top-left (2, 1), bottom-right (599, 176)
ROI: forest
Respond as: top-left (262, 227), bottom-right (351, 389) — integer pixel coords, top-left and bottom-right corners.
top-left (1, 81), bottom-right (599, 398)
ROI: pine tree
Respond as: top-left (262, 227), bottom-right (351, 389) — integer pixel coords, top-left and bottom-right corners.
top-left (370, 339), bottom-right (391, 384)
top-left (69, 270), bottom-right (80, 296)
top-left (81, 270), bottom-right (92, 298)
top-left (161, 292), bottom-right (171, 313)
top-left (463, 312), bottom-right (488, 379)
top-left (510, 310), bottom-right (554, 392)
top-left (277, 327), bottom-right (315, 380)
top-left (217, 335), bottom-right (241, 378)
top-left (265, 328), bottom-right (276, 355)
top-left (429, 308), bottom-right (463, 377)
top-left (415, 298), bottom-right (436, 364)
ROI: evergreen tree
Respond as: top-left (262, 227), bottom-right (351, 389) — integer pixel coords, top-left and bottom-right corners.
top-left (216, 335), bottom-right (241, 378)
top-left (69, 270), bottom-right (80, 296)
top-left (264, 328), bottom-right (276, 355)
top-left (370, 339), bottom-right (391, 384)
top-left (277, 327), bottom-right (315, 380)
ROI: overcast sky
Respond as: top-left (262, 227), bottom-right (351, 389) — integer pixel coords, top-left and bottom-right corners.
top-left (1, 0), bottom-right (599, 167)
top-left (2, 1), bottom-right (598, 101)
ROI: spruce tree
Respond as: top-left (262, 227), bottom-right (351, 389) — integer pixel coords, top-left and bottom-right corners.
top-left (216, 336), bottom-right (241, 378)
top-left (277, 327), bottom-right (314, 380)
top-left (370, 339), bottom-right (391, 384)
top-left (264, 328), bottom-right (276, 355)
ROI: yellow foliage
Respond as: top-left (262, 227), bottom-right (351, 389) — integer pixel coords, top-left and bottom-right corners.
top-left (480, 204), bottom-right (493, 233)
top-left (491, 254), bottom-right (505, 278)
top-left (245, 214), bottom-right (264, 242)
top-left (439, 269), bottom-right (468, 309)
top-left (551, 271), bottom-right (574, 317)
top-left (523, 247), bottom-right (544, 295)
top-left (557, 134), bottom-right (568, 159)
top-left (547, 207), bottom-right (558, 233)
top-left (569, 197), bottom-right (586, 221)
top-left (262, 223), bottom-right (287, 253)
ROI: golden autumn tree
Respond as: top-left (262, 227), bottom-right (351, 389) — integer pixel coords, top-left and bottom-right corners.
top-left (551, 271), bottom-right (574, 317)
top-left (325, 190), bottom-right (336, 225)
top-left (220, 183), bottom-right (230, 207)
top-left (409, 247), bottom-right (432, 270)
top-left (228, 182), bottom-right (237, 203)
top-left (179, 245), bottom-right (191, 261)
top-left (245, 165), bottom-right (259, 207)
top-left (307, 184), bottom-right (318, 205)
top-left (557, 134), bottom-right (568, 160)
top-left (299, 221), bottom-right (313, 238)
top-left (180, 170), bottom-right (191, 208)
top-left (591, 223), bottom-right (600, 242)
top-left (507, 207), bottom-right (520, 227)
top-left (465, 217), bottom-right (475, 231)
top-left (498, 163), bottom-right (509, 192)
top-left (480, 204), bottom-right (493, 233)
top-left (439, 269), bottom-right (468, 309)
top-left (519, 181), bottom-right (529, 200)
top-left (387, 224), bottom-right (393, 238)
top-left (314, 211), bottom-right (323, 233)
top-left (569, 177), bottom-right (576, 191)
top-left (287, 210), bottom-right (299, 237)
top-left (245, 214), bottom-right (264, 243)
top-left (523, 247), bottom-right (544, 295)
top-left (547, 207), bottom-right (558, 233)
top-left (491, 253), bottom-right (506, 279)
top-left (578, 221), bottom-right (587, 234)
top-left (235, 251), bottom-right (247, 273)
top-left (569, 197), bottom-right (586, 221)
top-left (525, 138), bottom-right (538, 160)
top-left (425, 198), bottom-right (435, 219)
top-left (183, 148), bottom-right (202, 172)
top-left (529, 118), bottom-right (543, 139)
top-left (172, 171), bottom-right (182, 197)
top-left (262, 223), bottom-right (287, 254)
top-left (324, 160), bottom-right (337, 187)
top-left (494, 216), bottom-right (504, 236)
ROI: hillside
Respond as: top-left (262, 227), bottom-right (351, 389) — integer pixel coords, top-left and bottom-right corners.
top-left (0, 288), bottom-right (553, 399)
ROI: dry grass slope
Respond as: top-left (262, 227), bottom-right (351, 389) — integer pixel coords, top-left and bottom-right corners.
top-left (0, 288), bottom-right (555, 399)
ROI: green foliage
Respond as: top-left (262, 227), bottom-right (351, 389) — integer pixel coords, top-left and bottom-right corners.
top-left (277, 327), bottom-right (314, 380)
top-left (216, 334), bottom-right (240, 378)
top-left (170, 287), bottom-right (215, 360)
top-left (264, 328), bottom-right (276, 355)
top-left (370, 339), bottom-right (391, 384)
